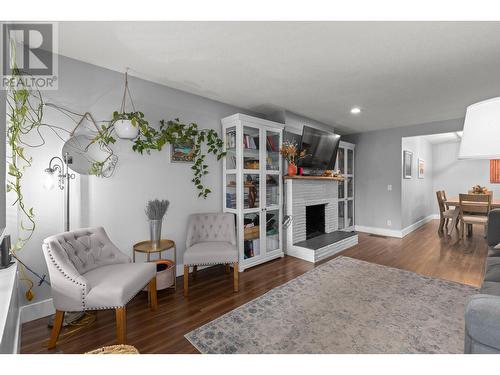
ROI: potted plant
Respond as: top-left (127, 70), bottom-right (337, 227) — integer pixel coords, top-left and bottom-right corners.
top-left (280, 140), bottom-right (307, 176)
top-left (145, 199), bottom-right (170, 250)
top-left (112, 111), bottom-right (146, 140)
top-left (112, 71), bottom-right (147, 140)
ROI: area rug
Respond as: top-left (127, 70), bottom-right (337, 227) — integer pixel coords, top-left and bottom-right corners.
top-left (185, 256), bottom-right (477, 353)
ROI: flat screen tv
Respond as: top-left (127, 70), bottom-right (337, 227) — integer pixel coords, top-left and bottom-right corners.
top-left (297, 126), bottom-right (341, 170)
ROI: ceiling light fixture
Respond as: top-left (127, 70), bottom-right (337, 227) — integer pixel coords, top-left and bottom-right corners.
top-left (350, 107), bottom-right (361, 115)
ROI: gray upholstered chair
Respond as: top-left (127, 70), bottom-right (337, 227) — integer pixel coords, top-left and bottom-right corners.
top-left (183, 213), bottom-right (238, 296)
top-left (465, 210), bottom-right (500, 353)
top-left (42, 227), bottom-right (157, 349)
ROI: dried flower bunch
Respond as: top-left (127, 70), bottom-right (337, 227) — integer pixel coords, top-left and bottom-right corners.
top-left (280, 140), bottom-right (307, 165)
top-left (145, 199), bottom-right (170, 220)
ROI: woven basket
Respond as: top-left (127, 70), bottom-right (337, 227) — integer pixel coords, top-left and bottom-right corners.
top-left (85, 344), bottom-right (139, 354)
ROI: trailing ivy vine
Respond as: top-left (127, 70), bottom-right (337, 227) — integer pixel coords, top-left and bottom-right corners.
top-left (6, 64), bottom-right (44, 300)
top-left (130, 118), bottom-right (226, 198)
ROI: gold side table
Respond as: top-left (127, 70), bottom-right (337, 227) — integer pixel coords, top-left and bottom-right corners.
top-left (133, 239), bottom-right (177, 289)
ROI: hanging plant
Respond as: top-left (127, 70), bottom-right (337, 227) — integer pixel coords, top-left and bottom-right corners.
top-left (132, 118), bottom-right (226, 198)
top-left (111, 71), bottom-right (141, 139)
top-left (5, 54), bottom-right (44, 300)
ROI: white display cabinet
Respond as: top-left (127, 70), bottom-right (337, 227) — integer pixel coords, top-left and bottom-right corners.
top-left (221, 114), bottom-right (284, 271)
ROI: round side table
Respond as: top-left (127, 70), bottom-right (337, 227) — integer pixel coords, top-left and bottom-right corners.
top-left (133, 239), bottom-right (177, 289)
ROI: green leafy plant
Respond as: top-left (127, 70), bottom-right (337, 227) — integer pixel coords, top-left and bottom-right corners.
top-left (6, 63), bottom-right (44, 300)
top-left (132, 118), bottom-right (226, 198)
top-left (112, 110), bottom-right (148, 128)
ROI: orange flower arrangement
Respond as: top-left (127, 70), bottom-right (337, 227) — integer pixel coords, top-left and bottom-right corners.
top-left (280, 140), bottom-right (307, 165)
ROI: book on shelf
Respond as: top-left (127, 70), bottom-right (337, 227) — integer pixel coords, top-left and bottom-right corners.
top-left (243, 134), bottom-right (259, 150)
top-left (266, 135), bottom-right (278, 152)
top-left (226, 192), bottom-right (236, 208)
top-left (244, 240), bottom-right (254, 259)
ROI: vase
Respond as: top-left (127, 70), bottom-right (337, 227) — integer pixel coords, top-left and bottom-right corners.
top-left (149, 219), bottom-right (162, 250)
top-left (114, 119), bottom-right (139, 139)
top-left (288, 162), bottom-right (298, 176)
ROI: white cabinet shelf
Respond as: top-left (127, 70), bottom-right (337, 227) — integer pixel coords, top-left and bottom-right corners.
top-left (221, 114), bottom-right (285, 271)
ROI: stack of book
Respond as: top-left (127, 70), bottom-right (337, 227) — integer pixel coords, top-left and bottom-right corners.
top-left (243, 134), bottom-right (259, 149)
top-left (244, 238), bottom-right (260, 259)
top-left (226, 192), bottom-right (236, 208)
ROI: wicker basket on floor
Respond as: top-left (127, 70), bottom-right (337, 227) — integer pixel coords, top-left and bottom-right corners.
top-left (85, 344), bottom-right (139, 354)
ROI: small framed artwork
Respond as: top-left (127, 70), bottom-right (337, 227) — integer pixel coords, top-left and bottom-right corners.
top-left (403, 150), bottom-right (413, 179)
top-left (418, 158), bottom-right (425, 179)
top-left (170, 142), bottom-right (195, 163)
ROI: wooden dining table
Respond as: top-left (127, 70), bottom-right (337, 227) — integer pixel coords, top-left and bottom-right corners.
top-left (446, 197), bottom-right (500, 208)
top-left (445, 196), bottom-right (500, 236)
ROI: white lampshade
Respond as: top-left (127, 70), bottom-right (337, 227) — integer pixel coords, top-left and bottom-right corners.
top-left (458, 97), bottom-right (500, 159)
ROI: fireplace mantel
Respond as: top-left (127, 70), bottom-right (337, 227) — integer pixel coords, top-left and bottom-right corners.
top-left (283, 175), bottom-right (344, 181)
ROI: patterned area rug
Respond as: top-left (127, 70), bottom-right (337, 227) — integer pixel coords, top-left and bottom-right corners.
top-left (185, 256), bottom-right (477, 353)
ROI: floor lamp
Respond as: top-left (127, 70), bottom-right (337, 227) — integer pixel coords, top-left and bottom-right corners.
top-left (43, 152), bottom-right (75, 231)
top-left (43, 152), bottom-right (83, 326)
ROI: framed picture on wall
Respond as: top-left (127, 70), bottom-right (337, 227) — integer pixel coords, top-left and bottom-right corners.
top-left (418, 158), bottom-right (425, 179)
top-left (403, 150), bottom-right (413, 179)
top-left (170, 142), bottom-right (195, 163)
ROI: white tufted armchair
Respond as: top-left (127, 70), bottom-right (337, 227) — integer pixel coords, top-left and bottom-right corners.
top-left (42, 227), bottom-right (157, 349)
top-left (183, 213), bottom-right (238, 296)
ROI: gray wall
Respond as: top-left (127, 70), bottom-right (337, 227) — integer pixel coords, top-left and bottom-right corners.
top-left (7, 54), bottom-right (259, 306)
top-left (432, 141), bottom-right (500, 213)
top-left (344, 118), bottom-right (463, 231)
top-left (401, 136), bottom-right (433, 228)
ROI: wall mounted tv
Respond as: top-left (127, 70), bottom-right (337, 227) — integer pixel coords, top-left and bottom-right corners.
top-left (297, 125), bottom-right (341, 170)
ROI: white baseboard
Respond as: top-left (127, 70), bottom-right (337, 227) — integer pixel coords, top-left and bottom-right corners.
top-left (20, 298), bottom-right (55, 324)
top-left (401, 215), bottom-right (436, 237)
top-left (356, 215), bottom-right (437, 239)
top-left (355, 225), bottom-right (403, 238)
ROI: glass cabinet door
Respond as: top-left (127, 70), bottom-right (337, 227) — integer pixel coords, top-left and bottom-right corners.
top-left (243, 126), bottom-right (260, 171)
top-left (337, 147), bottom-right (345, 174)
top-left (265, 129), bottom-right (280, 171)
top-left (347, 149), bottom-right (353, 175)
top-left (225, 126), bottom-right (237, 170)
top-left (265, 209), bottom-right (280, 252)
top-left (225, 174), bottom-right (237, 209)
top-left (243, 212), bottom-right (261, 259)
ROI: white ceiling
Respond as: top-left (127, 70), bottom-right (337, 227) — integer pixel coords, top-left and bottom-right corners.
top-left (57, 22), bottom-right (500, 134)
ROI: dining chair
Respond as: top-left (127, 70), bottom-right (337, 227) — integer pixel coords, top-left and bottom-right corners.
top-left (436, 190), bottom-right (458, 235)
top-left (459, 193), bottom-right (492, 240)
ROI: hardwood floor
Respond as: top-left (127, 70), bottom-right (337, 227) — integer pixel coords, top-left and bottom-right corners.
top-left (20, 219), bottom-right (488, 354)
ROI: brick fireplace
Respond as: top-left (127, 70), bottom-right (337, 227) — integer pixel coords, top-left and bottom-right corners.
top-left (284, 176), bottom-right (358, 263)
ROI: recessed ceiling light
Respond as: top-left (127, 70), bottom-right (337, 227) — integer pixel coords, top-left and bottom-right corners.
top-left (350, 107), bottom-right (361, 115)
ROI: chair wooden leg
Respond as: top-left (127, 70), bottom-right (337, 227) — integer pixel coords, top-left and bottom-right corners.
top-left (115, 307), bottom-right (126, 345)
top-left (233, 262), bottom-right (239, 292)
top-left (184, 265), bottom-right (189, 297)
top-left (148, 277), bottom-right (158, 311)
top-left (225, 264), bottom-right (230, 274)
top-left (438, 217), bottom-right (445, 233)
top-left (48, 310), bottom-right (65, 349)
top-left (192, 265), bottom-right (198, 279)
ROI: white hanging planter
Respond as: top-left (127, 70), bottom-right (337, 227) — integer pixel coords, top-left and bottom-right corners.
top-left (114, 119), bottom-right (139, 140)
